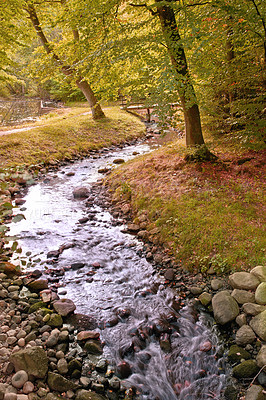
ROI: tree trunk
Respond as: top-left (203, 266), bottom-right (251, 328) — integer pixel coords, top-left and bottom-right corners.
top-left (25, 4), bottom-right (105, 120)
top-left (157, 1), bottom-right (205, 146)
top-left (76, 79), bottom-right (105, 120)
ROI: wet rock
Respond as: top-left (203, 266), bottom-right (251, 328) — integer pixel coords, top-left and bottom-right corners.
top-left (27, 280), bottom-right (48, 291)
top-left (47, 372), bottom-right (78, 392)
top-left (84, 341), bottom-right (103, 355)
top-left (212, 291), bottom-right (239, 325)
top-left (98, 167), bottom-right (111, 174)
top-left (116, 361), bottom-right (132, 379)
top-left (229, 272), bottom-right (260, 290)
top-left (255, 282), bottom-right (266, 305)
top-left (65, 314), bottom-right (97, 330)
top-left (10, 347), bottom-right (48, 378)
top-left (243, 303), bottom-right (266, 316)
top-left (245, 385), bottom-right (265, 400)
top-left (76, 390), bottom-right (106, 400)
top-left (249, 310), bottom-right (266, 341)
top-left (159, 333), bottom-right (171, 352)
top-left (71, 263), bottom-right (85, 271)
top-left (53, 299), bottom-right (76, 316)
top-left (79, 217), bottom-right (89, 224)
top-left (250, 266), bottom-right (266, 282)
top-left (232, 360), bottom-right (259, 378)
top-left (198, 292), bottom-right (212, 306)
top-left (77, 331), bottom-right (100, 341)
top-left (47, 250), bottom-right (61, 259)
top-left (231, 289), bottom-right (255, 304)
top-left (73, 187), bottom-right (90, 199)
top-left (256, 345), bottom-right (266, 370)
top-left (11, 370), bottom-right (28, 389)
top-left (199, 341), bottom-right (212, 352)
top-left (235, 325), bottom-right (256, 346)
top-left (227, 345), bottom-right (251, 363)
top-left (163, 269), bottom-right (174, 281)
top-left (113, 159), bottom-right (125, 164)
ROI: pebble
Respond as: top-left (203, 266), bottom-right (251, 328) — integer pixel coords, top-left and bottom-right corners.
top-left (11, 371), bottom-right (28, 389)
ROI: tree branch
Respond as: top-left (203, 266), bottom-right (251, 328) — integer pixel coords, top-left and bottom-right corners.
top-left (129, 3), bottom-right (158, 15)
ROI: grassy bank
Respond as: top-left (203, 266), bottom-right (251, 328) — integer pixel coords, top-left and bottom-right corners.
top-left (106, 137), bottom-right (265, 273)
top-left (0, 106), bottom-right (145, 167)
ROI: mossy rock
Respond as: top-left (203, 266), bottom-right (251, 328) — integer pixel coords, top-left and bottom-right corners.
top-left (228, 345), bottom-right (251, 363)
top-left (28, 301), bottom-right (47, 313)
top-left (68, 359), bottom-right (82, 374)
top-left (47, 313), bottom-right (63, 327)
top-left (76, 390), bottom-right (106, 400)
top-left (84, 340), bottom-right (103, 355)
top-left (232, 360), bottom-right (259, 379)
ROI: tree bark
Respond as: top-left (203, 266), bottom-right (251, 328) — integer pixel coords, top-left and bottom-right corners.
top-left (25, 4), bottom-right (105, 120)
top-left (157, 1), bottom-right (205, 146)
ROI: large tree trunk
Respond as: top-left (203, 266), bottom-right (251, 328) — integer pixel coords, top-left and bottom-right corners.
top-left (25, 4), bottom-right (105, 120)
top-left (157, 1), bottom-right (205, 146)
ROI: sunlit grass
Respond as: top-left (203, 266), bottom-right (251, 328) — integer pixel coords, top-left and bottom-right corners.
top-left (0, 107), bottom-right (145, 167)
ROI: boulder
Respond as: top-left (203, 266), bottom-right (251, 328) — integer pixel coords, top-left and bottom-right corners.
top-left (211, 279), bottom-right (224, 291)
top-left (47, 372), bottom-right (78, 392)
top-left (235, 325), bottom-right (256, 346)
top-left (212, 291), bottom-right (239, 325)
top-left (250, 310), bottom-right (266, 341)
top-left (228, 272), bottom-right (260, 290)
top-left (53, 299), bottom-right (76, 316)
top-left (256, 345), bottom-right (266, 370)
top-left (10, 347), bottom-right (48, 378)
top-left (231, 289), bottom-right (255, 304)
top-left (245, 385), bottom-right (265, 400)
top-left (232, 360), bottom-right (259, 379)
top-left (255, 282), bottom-right (266, 305)
top-left (73, 187), bottom-right (90, 199)
top-left (243, 303), bottom-right (266, 316)
top-left (250, 265), bottom-right (266, 282)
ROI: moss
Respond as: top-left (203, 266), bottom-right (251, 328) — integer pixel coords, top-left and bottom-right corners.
top-left (228, 345), bottom-right (251, 363)
top-left (232, 360), bottom-right (259, 378)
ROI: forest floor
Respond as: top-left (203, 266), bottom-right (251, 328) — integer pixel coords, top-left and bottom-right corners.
top-left (0, 105), bottom-right (265, 273)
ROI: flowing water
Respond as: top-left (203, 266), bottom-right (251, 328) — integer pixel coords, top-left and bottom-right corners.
top-left (9, 139), bottom-right (227, 399)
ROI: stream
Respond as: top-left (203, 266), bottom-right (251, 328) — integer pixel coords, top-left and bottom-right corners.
top-left (9, 138), bottom-right (228, 399)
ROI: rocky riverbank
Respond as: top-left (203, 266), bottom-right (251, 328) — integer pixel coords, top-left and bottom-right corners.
top-left (0, 269), bottom-right (139, 400)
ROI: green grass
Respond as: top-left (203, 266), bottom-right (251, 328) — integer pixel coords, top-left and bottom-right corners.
top-left (0, 106), bottom-right (145, 167)
top-left (107, 143), bottom-right (266, 273)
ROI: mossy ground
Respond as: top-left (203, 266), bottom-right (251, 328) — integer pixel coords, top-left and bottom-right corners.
top-left (106, 132), bottom-right (265, 273)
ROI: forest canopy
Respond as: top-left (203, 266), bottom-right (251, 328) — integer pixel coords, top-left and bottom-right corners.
top-left (0, 0), bottom-right (265, 144)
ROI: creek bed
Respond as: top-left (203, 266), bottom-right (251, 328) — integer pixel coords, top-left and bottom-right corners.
top-left (9, 139), bottom-right (228, 399)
